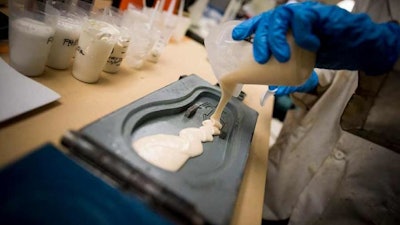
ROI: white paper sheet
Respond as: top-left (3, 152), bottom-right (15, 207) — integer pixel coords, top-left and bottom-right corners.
top-left (0, 58), bottom-right (60, 123)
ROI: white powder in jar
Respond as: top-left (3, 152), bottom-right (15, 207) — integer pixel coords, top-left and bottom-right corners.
top-left (47, 16), bottom-right (82, 70)
top-left (9, 17), bottom-right (55, 76)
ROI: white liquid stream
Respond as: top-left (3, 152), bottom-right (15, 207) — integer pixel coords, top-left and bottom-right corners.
top-left (133, 32), bottom-right (315, 172)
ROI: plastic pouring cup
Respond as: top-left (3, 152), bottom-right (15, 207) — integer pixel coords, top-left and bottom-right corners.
top-left (204, 20), bottom-right (248, 97)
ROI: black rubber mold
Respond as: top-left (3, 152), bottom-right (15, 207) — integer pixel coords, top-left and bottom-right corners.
top-left (61, 74), bottom-right (258, 225)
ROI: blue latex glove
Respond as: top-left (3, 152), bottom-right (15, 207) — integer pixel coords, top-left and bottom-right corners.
top-left (232, 1), bottom-right (400, 75)
top-left (269, 70), bottom-right (319, 97)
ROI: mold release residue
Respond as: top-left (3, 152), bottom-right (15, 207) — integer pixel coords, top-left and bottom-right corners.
top-left (132, 119), bottom-right (222, 172)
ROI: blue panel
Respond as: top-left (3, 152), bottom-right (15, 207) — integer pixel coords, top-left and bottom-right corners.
top-left (0, 143), bottom-right (174, 225)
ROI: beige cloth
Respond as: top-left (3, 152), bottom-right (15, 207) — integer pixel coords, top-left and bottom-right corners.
top-left (263, 0), bottom-right (400, 224)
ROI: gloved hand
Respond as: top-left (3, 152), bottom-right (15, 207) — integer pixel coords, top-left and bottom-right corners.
top-left (269, 70), bottom-right (319, 97)
top-left (232, 1), bottom-right (400, 75)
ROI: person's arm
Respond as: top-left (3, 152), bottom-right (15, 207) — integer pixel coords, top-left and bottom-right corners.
top-left (232, 1), bottom-right (400, 75)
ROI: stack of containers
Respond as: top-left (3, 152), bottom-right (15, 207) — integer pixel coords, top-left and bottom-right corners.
top-left (145, 0), bottom-right (178, 63)
top-left (7, 0), bottom-right (193, 81)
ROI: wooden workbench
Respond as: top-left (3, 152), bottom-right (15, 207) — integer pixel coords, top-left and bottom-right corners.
top-left (0, 15), bottom-right (272, 225)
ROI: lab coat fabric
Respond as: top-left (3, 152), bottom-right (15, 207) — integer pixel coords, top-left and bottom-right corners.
top-left (262, 0), bottom-right (400, 224)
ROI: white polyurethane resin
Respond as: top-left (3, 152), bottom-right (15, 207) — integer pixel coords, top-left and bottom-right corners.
top-left (132, 119), bottom-right (222, 172)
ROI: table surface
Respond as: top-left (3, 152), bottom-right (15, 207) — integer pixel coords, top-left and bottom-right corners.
top-left (0, 8), bottom-right (272, 225)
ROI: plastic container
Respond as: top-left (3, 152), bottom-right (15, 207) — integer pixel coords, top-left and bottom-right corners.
top-left (46, 2), bottom-right (88, 70)
top-left (171, 0), bottom-right (191, 42)
top-left (72, 19), bottom-right (120, 83)
top-left (8, 1), bottom-right (59, 76)
top-left (204, 20), bottom-right (247, 97)
top-left (147, 0), bottom-right (178, 63)
top-left (96, 6), bottom-right (131, 73)
top-left (204, 20), bottom-right (316, 97)
top-left (123, 5), bottom-right (158, 69)
top-left (125, 22), bottom-right (157, 69)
